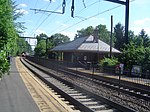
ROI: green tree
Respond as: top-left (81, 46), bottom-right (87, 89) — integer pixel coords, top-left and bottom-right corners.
top-left (114, 23), bottom-right (125, 50)
top-left (74, 25), bottom-right (112, 45)
top-left (128, 30), bottom-right (135, 42)
top-left (34, 40), bottom-right (46, 57)
top-left (0, 50), bottom-right (10, 77)
top-left (75, 26), bottom-right (94, 39)
top-left (0, 0), bottom-right (16, 72)
top-left (34, 33), bottom-right (48, 57)
top-left (36, 33), bottom-right (48, 44)
top-left (0, 0), bottom-right (26, 75)
top-left (34, 33), bottom-right (70, 57)
top-left (121, 42), bottom-right (146, 70)
top-left (138, 29), bottom-right (150, 47)
top-left (16, 38), bottom-right (32, 55)
top-left (12, 1), bottom-right (26, 34)
top-left (96, 24), bottom-right (112, 45)
top-left (50, 33), bottom-right (70, 46)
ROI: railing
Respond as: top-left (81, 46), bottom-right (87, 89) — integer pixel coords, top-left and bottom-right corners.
top-left (25, 56), bottom-right (150, 87)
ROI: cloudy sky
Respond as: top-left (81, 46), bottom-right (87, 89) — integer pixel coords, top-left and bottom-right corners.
top-left (15, 0), bottom-right (150, 42)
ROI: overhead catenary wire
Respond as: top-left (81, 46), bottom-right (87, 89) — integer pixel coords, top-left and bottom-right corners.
top-left (30, 0), bottom-right (98, 36)
top-left (29, 3), bottom-right (51, 35)
top-left (29, 0), bottom-right (135, 38)
top-left (57, 0), bottom-right (135, 34)
top-left (58, 5), bottom-right (123, 33)
top-left (30, 4), bottom-right (63, 36)
top-left (49, 0), bottom-right (101, 34)
top-left (29, 0), bottom-right (38, 20)
top-left (29, 0), bottom-right (67, 36)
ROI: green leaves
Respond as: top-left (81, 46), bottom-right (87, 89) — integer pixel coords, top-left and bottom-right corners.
top-left (0, 0), bottom-right (26, 75)
top-left (121, 41), bottom-right (150, 71)
top-left (16, 38), bottom-right (32, 55)
top-left (34, 40), bottom-right (46, 57)
top-left (34, 33), bottom-right (70, 57)
top-left (74, 24), bottom-right (111, 45)
top-left (114, 23), bottom-right (125, 50)
top-left (0, 51), bottom-right (10, 77)
top-left (51, 33), bottom-right (70, 46)
top-left (100, 57), bottom-right (119, 67)
top-left (75, 26), bottom-right (94, 39)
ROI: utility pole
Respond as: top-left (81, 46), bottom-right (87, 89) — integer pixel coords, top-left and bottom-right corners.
top-left (104, 0), bottom-right (129, 45)
top-left (110, 15), bottom-right (113, 58)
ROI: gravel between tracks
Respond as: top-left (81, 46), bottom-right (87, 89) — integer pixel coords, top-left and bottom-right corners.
top-left (25, 59), bottom-right (150, 112)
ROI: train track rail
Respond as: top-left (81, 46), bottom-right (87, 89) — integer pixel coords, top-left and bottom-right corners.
top-left (25, 57), bottom-right (150, 101)
top-left (21, 57), bottom-right (139, 112)
top-left (16, 57), bottom-right (75, 112)
top-left (57, 66), bottom-right (150, 101)
top-left (25, 57), bottom-right (150, 111)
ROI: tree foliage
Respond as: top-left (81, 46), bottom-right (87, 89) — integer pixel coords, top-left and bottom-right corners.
top-left (75, 26), bottom-right (94, 39)
top-left (34, 40), bottom-right (46, 57)
top-left (121, 29), bottom-right (150, 72)
top-left (0, 0), bottom-right (16, 75)
top-left (114, 23), bottom-right (125, 50)
top-left (34, 33), bottom-right (70, 57)
top-left (97, 24), bottom-right (112, 45)
top-left (100, 57), bottom-right (119, 67)
top-left (0, 0), bottom-right (28, 75)
top-left (74, 24), bottom-right (112, 45)
top-left (16, 38), bottom-right (32, 55)
top-left (0, 51), bottom-right (10, 77)
top-left (51, 33), bottom-right (70, 46)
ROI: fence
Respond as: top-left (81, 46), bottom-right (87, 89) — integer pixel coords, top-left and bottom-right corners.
top-left (25, 56), bottom-right (150, 87)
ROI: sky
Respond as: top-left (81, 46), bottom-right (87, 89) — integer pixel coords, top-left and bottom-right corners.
top-left (14, 0), bottom-right (150, 45)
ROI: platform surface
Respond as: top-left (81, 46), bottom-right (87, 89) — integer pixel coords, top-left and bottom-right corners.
top-left (0, 57), bottom-right (40, 112)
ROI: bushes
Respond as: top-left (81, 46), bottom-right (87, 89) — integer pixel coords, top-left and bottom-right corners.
top-left (99, 57), bottom-right (119, 73)
top-left (100, 57), bottom-right (119, 67)
top-left (0, 51), bottom-right (10, 78)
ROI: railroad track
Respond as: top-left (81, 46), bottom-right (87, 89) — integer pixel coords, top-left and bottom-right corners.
top-left (25, 57), bottom-right (150, 102)
top-left (21, 57), bottom-right (138, 112)
top-left (16, 58), bottom-right (75, 112)
top-left (32, 57), bottom-right (150, 101)
top-left (57, 66), bottom-right (150, 101)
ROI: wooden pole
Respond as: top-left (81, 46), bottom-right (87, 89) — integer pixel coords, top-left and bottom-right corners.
top-left (110, 15), bottom-right (113, 58)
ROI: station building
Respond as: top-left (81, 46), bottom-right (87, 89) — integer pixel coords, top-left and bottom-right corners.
top-left (48, 35), bottom-right (121, 65)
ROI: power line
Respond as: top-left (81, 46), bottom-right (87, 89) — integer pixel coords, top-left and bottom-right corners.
top-left (49, 0), bottom-right (101, 34)
top-left (57, 0), bottom-right (135, 34)
top-left (30, 0), bottom-right (69, 36)
top-left (75, 0), bottom-right (101, 16)
top-left (30, 0), bottom-right (99, 36)
top-left (30, 5), bottom-right (61, 36)
top-left (58, 5), bottom-right (123, 33)
top-left (29, 3), bottom-right (51, 35)
top-left (29, 0), bottom-right (38, 20)
top-left (28, 0), bottom-right (57, 35)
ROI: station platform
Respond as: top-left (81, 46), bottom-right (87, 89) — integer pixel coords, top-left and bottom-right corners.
top-left (0, 57), bottom-right (76, 112)
top-left (0, 57), bottom-right (40, 112)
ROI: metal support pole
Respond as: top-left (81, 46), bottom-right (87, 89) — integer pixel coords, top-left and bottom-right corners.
top-left (125, 0), bottom-right (129, 45)
top-left (104, 0), bottom-right (129, 45)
